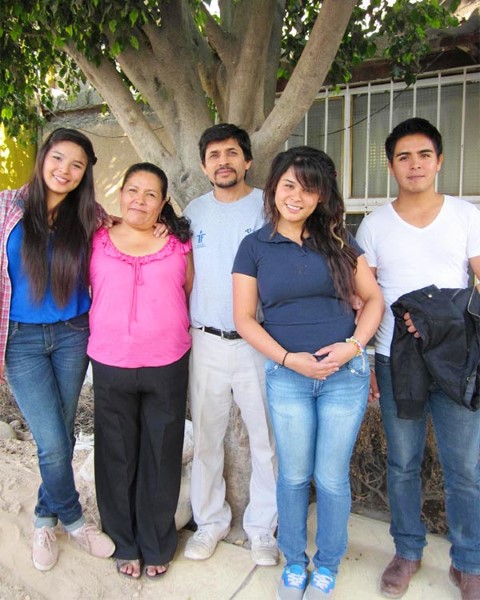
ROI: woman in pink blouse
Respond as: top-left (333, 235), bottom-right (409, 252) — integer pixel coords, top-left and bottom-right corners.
top-left (87, 163), bottom-right (193, 579)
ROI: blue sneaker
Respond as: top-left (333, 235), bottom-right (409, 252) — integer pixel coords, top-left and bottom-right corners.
top-left (303, 567), bottom-right (336, 598)
top-left (277, 564), bottom-right (308, 600)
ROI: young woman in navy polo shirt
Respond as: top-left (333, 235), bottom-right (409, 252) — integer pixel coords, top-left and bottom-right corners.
top-left (233, 146), bottom-right (384, 599)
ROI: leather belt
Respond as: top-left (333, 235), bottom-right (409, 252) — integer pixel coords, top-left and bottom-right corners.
top-left (200, 326), bottom-right (242, 340)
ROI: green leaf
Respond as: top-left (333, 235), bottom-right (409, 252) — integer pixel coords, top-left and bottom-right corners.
top-left (129, 9), bottom-right (139, 27)
top-left (1, 106), bottom-right (13, 120)
top-left (129, 35), bottom-right (139, 50)
top-left (111, 40), bottom-right (122, 56)
top-left (10, 23), bottom-right (23, 42)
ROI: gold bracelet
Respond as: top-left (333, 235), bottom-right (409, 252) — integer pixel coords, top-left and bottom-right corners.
top-left (345, 336), bottom-right (363, 356)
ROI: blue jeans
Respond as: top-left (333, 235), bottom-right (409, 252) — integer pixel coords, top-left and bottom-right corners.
top-left (5, 315), bottom-right (90, 529)
top-left (376, 353), bottom-right (480, 575)
top-left (266, 354), bottom-right (369, 573)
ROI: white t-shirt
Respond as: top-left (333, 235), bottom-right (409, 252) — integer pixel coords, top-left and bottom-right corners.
top-left (356, 195), bottom-right (480, 356)
top-left (184, 188), bottom-right (265, 331)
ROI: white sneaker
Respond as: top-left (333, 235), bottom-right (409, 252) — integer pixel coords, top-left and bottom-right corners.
top-left (32, 526), bottom-right (58, 571)
top-left (184, 528), bottom-right (228, 560)
top-left (250, 533), bottom-right (279, 566)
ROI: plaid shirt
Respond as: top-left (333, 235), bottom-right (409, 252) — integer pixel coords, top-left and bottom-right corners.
top-left (0, 185), bottom-right (27, 369)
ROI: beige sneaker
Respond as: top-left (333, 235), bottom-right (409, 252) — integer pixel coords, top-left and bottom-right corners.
top-left (184, 528), bottom-right (229, 560)
top-left (69, 523), bottom-right (115, 558)
top-left (32, 526), bottom-right (58, 571)
top-left (250, 533), bottom-right (279, 566)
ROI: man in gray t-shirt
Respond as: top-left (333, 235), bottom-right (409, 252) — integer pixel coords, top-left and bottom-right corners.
top-left (183, 124), bottom-right (278, 566)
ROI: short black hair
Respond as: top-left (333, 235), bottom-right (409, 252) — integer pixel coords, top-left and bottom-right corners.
top-left (199, 123), bottom-right (253, 164)
top-left (385, 118), bottom-right (443, 162)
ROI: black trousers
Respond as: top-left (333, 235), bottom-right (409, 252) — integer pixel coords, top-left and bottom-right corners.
top-left (92, 351), bottom-right (189, 564)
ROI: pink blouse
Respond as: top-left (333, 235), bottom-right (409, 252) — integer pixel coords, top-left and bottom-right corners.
top-left (87, 227), bottom-right (191, 368)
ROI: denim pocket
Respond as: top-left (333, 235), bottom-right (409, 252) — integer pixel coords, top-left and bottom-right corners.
top-left (265, 358), bottom-right (281, 376)
top-left (7, 321), bottom-right (19, 342)
top-left (64, 313), bottom-right (90, 332)
top-left (344, 353), bottom-right (370, 378)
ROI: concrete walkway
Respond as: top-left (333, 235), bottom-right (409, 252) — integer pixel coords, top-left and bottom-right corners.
top-left (164, 505), bottom-right (456, 600)
top-left (0, 498), bottom-right (458, 600)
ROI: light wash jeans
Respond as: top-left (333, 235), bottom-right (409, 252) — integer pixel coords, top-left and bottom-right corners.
top-left (5, 315), bottom-right (89, 529)
top-left (376, 353), bottom-right (480, 575)
top-left (266, 353), bottom-right (369, 573)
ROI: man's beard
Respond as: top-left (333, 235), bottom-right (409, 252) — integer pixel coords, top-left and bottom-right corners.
top-left (215, 176), bottom-right (239, 189)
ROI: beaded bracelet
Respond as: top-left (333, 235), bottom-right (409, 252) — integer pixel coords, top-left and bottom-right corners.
top-left (345, 336), bottom-right (363, 356)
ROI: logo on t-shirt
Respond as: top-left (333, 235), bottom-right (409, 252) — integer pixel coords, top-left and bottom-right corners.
top-left (245, 228), bottom-right (253, 234)
top-left (194, 230), bottom-right (207, 248)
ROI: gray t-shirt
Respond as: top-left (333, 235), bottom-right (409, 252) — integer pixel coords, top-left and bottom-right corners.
top-left (184, 188), bottom-right (264, 331)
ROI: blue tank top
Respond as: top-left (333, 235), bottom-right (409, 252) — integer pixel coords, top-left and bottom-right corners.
top-left (7, 221), bottom-right (91, 323)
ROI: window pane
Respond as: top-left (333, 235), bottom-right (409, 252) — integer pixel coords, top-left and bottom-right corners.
top-left (415, 87), bottom-right (438, 125)
top-left (288, 98), bottom-right (344, 183)
top-left (306, 101), bottom-right (325, 149)
top-left (345, 213), bottom-right (365, 237)
top-left (368, 92), bottom-right (390, 198)
top-left (325, 98), bottom-right (344, 185)
top-left (287, 117), bottom-right (305, 148)
top-left (438, 84), bottom-right (463, 195)
top-left (351, 94), bottom-right (367, 197)
top-left (352, 92), bottom-right (391, 198)
top-left (463, 81), bottom-right (480, 196)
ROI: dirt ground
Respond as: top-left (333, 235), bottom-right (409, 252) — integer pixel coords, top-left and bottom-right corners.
top-left (0, 380), bottom-right (447, 599)
top-left (0, 383), bottom-right (101, 599)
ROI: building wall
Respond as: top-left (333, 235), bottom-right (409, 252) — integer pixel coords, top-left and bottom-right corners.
top-left (0, 125), bottom-right (35, 191)
top-left (43, 113), bottom-right (141, 216)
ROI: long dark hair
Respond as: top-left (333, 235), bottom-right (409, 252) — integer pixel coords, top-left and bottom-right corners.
top-left (264, 146), bottom-right (357, 303)
top-left (22, 128), bottom-right (98, 306)
top-left (121, 163), bottom-right (192, 243)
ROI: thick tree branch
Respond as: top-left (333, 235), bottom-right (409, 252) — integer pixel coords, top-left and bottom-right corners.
top-left (198, 2), bottom-right (233, 64)
top-left (63, 42), bottom-right (169, 162)
top-left (225, 0), bottom-right (278, 128)
top-left (256, 0), bottom-right (358, 158)
top-left (264, 0), bottom-right (288, 116)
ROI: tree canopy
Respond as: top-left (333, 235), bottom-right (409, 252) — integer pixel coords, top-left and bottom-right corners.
top-left (0, 0), bottom-right (459, 205)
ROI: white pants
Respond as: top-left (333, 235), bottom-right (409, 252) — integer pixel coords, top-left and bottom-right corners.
top-left (189, 328), bottom-right (277, 539)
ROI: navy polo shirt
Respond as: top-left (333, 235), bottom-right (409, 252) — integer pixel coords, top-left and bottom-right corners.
top-left (233, 223), bottom-right (362, 353)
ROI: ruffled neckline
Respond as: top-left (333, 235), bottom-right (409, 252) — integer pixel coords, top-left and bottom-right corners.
top-left (96, 226), bottom-right (188, 265)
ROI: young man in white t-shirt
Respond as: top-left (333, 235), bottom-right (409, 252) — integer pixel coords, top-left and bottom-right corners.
top-left (357, 118), bottom-right (480, 600)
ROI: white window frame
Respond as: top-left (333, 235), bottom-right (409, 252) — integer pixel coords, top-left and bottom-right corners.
top-left (288, 66), bottom-right (480, 214)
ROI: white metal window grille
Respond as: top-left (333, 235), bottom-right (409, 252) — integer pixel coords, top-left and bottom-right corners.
top-left (286, 66), bottom-right (480, 222)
